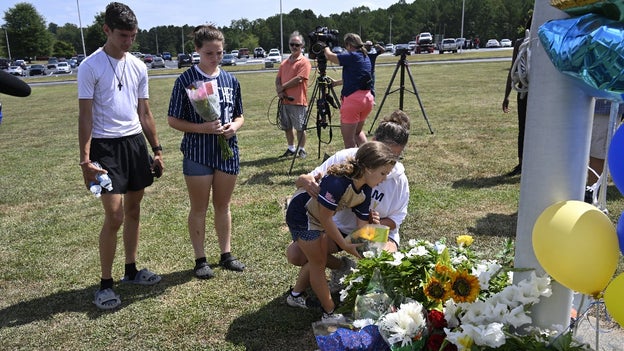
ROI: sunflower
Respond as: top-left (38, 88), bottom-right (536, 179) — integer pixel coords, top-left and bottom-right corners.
top-left (424, 276), bottom-right (448, 302)
top-left (434, 263), bottom-right (453, 278)
top-left (447, 270), bottom-right (480, 303)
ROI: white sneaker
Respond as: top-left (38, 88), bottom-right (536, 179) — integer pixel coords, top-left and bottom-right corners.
top-left (329, 256), bottom-right (357, 293)
top-left (286, 291), bottom-right (308, 309)
top-left (322, 311), bottom-right (346, 323)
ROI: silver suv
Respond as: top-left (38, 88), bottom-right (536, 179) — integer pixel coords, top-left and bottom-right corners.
top-left (439, 38), bottom-right (458, 54)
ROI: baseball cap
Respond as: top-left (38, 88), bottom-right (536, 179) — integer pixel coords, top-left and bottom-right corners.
top-left (365, 40), bottom-right (373, 46)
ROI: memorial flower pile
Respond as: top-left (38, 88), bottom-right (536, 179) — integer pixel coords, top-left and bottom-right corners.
top-left (320, 236), bottom-right (591, 351)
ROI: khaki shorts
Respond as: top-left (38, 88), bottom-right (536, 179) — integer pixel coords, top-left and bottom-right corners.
top-left (280, 104), bottom-right (307, 131)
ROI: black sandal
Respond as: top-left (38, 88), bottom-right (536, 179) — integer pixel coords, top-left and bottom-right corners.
top-left (194, 262), bottom-right (215, 279)
top-left (219, 256), bottom-right (245, 272)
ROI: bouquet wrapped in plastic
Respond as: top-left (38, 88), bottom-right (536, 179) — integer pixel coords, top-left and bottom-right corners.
top-left (346, 224), bottom-right (389, 256)
top-left (185, 80), bottom-right (234, 159)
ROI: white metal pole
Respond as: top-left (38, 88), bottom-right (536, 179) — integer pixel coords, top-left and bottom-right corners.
top-left (3, 27), bottom-right (10, 61)
top-left (514, 0), bottom-right (593, 329)
top-left (460, 0), bottom-right (465, 53)
top-left (280, 0), bottom-right (284, 55)
top-left (389, 16), bottom-right (393, 44)
top-left (76, 0), bottom-right (86, 57)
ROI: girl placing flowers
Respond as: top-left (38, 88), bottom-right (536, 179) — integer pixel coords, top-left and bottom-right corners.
top-left (167, 24), bottom-right (245, 279)
top-left (285, 141), bottom-right (398, 321)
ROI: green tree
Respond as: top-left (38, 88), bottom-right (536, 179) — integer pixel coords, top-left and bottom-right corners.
top-left (52, 41), bottom-right (75, 58)
top-left (84, 12), bottom-right (106, 55)
top-left (55, 23), bottom-right (83, 55)
top-left (3, 2), bottom-right (53, 59)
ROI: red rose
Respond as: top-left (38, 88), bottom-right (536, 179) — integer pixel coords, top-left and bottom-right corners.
top-left (426, 334), bottom-right (445, 351)
top-left (427, 310), bottom-right (447, 329)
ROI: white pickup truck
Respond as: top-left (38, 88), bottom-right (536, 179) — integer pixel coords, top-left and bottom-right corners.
top-left (439, 38), bottom-right (458, 54)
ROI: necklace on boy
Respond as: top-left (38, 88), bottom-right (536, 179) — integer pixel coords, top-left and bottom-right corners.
top-left (104, 50), bottom-right (127, 91)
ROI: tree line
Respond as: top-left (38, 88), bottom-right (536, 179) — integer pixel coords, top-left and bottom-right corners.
top-left (1, 0), bottom-right (533, 61)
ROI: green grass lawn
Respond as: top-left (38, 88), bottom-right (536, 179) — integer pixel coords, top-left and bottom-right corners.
top-left (1, 50), bottom-right (622, 350)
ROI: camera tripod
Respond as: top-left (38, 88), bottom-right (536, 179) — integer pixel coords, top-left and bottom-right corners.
top-left (367, 51), bottom-right (434, 134)
top-left (288, 56), bottom-right (341, 175)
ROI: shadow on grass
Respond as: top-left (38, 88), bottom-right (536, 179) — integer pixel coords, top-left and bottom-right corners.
top-left (225, 291), bottom-right (321, 351)
top-left (0, 270), bottom-right (193, 328)
top-left (468, 212), bottom-right (518, 238)
top-left (452, 174), bottom-right (520, 189)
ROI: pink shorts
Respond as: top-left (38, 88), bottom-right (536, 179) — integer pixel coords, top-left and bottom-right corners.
top-left (340, 90), bottom-right (374, 124)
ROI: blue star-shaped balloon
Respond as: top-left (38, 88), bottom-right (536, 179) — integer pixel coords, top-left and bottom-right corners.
top-left (538, 13), bottom-right (624, 102)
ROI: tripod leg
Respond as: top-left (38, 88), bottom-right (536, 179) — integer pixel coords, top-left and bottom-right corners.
top-left (368, 59), bottom-right (402, 134)
top-left (404, 64), bottom-right (434, 134)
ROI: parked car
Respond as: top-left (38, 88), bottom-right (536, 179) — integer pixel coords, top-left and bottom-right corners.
top-left (384, 43), bottom-right (394, 53)
top-left (47, 57), bottom-right (58, 70)
top-left (220, 53), bottom-right (237, 66)
top-left (485, 39), bottom-right (501, 48)
top-left (269, 48), bottom-right (280, 54)
top-left (230, 49), bottom-right (239, 57)
top-left (0, 58), bottom-right (9, 70)
top-left (265, 51), bottom-right (282, 63)
top-left (455, 38), bottom-right (467, 49)
top-left (143, 54), bottom-right (154, 64)
top-left (393, 43), bottom-right (411, 56)
top-left (237, 48), bottom-right (250, 59)
top-left (439, 38), bottom-right (458, 54)
top-left (28, 64), bottom-right (46, 76)
top-left (408, 41), bottom-right (417, 51)
top-left (76, 54), bottom-right (85, 65)
top-left (54, 62), bottom-right (72, 74)
top-left (7, 65), bottom-right (25, 76)
top-left (68, 58), bottom-right (78, 68)
top-left (191, 52), bottom-right (200, 64)
top-left (151, 56), bottom-right (165, 68)
top-left (177, 53), bottom-right (192, 68)
top-left (14, 59), bottom-right (27, 69)
top-left (253, 47), bottom-right (265, 58)
top-left (162, 52), bottom-right (172, 60)
top-left (500, 38), bottom-right (513, 47)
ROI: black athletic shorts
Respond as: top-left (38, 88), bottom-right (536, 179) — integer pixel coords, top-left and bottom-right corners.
top-left (90, 133), bottom-right (153, 194)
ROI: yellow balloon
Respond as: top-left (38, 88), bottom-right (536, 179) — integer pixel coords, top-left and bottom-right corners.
top-left (605, 273), bottom-right (624, 327)
top-left (532, 200), bottom-right (619, 297)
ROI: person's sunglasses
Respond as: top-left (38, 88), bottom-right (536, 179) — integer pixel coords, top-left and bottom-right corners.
top-left (289, 43), bottom-right (302, 48)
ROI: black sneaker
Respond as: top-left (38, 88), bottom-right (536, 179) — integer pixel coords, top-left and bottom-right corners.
top-left (280, 149), bottom-right (296, 158)
top-left (298, 149), bottom-right (307, 159)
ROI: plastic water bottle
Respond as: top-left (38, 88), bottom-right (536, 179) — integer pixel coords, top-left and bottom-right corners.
top-left (89, 162), bottom-right (113, 197)
top-left (89, 182), bottom-right (103, 198)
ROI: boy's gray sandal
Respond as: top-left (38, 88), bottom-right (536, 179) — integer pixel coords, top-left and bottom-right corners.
top-left (93, 288), bottom-right (121, 310)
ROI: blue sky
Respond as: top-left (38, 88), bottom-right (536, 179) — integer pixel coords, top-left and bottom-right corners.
top-left (3, 0), bottom-right (406, 30)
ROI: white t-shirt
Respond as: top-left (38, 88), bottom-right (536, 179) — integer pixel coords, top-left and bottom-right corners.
top-left (309, 148), bottom-right (409, 244)
top-left (77, 47), bottom-right (149, 138)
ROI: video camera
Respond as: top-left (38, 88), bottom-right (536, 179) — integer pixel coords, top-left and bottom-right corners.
top-left (308, 26), bottom-right (339, 60)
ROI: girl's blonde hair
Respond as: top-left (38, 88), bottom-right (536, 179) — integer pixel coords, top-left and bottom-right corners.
top-left (343, 33), bottom-right (367, 56)
top-left (327, 141), bottom-right (397, 179)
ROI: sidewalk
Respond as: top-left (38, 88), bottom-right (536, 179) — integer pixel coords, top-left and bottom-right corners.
top-left (574, 316), bottom-right (624, 351)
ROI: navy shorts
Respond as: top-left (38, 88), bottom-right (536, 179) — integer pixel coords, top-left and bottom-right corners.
top-left (90, 133), bottom-right (153, 194)
top-left (183, 158), bottom-right (215, 176)
top-left (290, 228), bottom-right (322, 242)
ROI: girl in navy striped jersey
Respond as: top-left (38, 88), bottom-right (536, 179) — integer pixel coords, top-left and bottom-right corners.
top-left (168, 25), bottom-right (245, 278)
